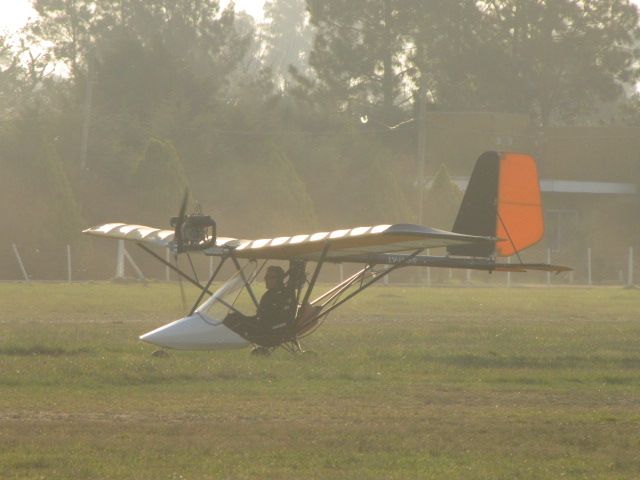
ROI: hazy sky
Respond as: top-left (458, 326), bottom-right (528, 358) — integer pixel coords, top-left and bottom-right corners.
top-left (4, 0), bottom-right (640, 33)
top-left (0, 0), bottom-right (266, 33)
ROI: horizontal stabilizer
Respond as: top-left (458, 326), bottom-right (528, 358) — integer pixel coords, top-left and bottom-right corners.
top-left (489, 263), bottom-right (571, 273)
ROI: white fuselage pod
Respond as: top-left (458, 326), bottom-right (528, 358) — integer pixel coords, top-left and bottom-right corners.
top-left (139, 313), bottom-right (249, 350)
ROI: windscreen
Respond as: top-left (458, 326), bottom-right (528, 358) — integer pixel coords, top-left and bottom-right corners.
top-left (195, 262), bottom-right (258, 321)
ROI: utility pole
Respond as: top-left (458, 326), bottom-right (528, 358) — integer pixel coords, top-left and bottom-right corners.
top-left (415, 79), bottom-right (428, 286)
top-left (80, 54), bottom-right (94, 171)
top-left (416, 81), bottom-right (428, 226)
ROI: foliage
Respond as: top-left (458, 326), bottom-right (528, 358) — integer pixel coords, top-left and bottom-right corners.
top-left (0, 113), bottom-right (85, 277)
top-left (303, 0), bottom-right (409, 120)
top-left (472, 0), bottom-right (640, 125)
top-left (0, 0), bottom-right (639, 277)
top-left (422, 164), bottom-right (463, 230)
top-left (262, 0), bottom-right (315, 89)
top-left (299, 0), bottom-right (639, 125)
top-left (0, 34), bottom-right (21, 116)
top-left (130, 137), bottom-right (189, 224)
top-left (32, 0), bottom-right (96, 82)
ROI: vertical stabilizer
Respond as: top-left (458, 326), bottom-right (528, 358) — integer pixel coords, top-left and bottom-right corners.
top-left (448, 151), bottom-right (544, 257)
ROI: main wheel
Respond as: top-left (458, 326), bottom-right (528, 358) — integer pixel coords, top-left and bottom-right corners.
top-left (250, 346), bottom-right (272, 357)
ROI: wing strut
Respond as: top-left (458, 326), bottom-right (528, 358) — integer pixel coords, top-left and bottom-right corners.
top-left (229, 249), bottom-right (260, 310)
top-left (314, 248), bottom-right (424, 322)
top-left (188, 256), bottom-right (228, 316)
top-left (297, 241), bottom-right (331, 321)
top-left (496, 210), bottom-right (524, 265)
top-left (136, 243), bottom-right (255, 317)
top-left (136, 243), bottom-right (213, 295)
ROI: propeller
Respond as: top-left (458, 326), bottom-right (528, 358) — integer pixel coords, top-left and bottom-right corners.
top-left (170, 188), bottom-right (217, 254)
top-left (168, 187), bottom-right (217, 314)
top-left (171, 189), bottom-right (189, 312)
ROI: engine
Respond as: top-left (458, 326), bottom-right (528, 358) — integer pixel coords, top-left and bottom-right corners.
top-left (170, 214), bottom-right (217, 253)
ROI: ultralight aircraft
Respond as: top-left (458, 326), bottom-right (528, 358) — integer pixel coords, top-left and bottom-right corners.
top-left (84, 151), bottom-right (570, 354)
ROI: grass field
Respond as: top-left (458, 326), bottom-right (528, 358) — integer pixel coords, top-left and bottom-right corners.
top-left (1, 282), bottom-right (639, 479)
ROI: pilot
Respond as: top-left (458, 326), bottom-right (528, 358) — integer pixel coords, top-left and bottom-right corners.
top-left (222, 265), bottom-right (297, 343)
top-left (258, 266), bottom-right (297, 328)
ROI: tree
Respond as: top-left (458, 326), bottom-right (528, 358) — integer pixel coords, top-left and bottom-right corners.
top-left (301, 0), bottom-right (410, 121)
top-left (291, 126), bottom-right (414, 227)
top-left (0, 114), bottom-right (85, 277)
top-left (32, 0), bottom-right (97, 84)
top-left (300, 0), bottom-right (640, 126)
top-left (405, 0), bottom-right (486, 110)
top-left (421, 164), bottom-right (462, 230)
top-left (130, 137), bottom-right (189, 225)
top-left (31, 0), bottom-right (253, 181)
top-left (261, 0), bottom-right (315, 89)
top-left (472, 0), bottom-right (640, 125)
top-left (0, 34), bottom-right (20, 117)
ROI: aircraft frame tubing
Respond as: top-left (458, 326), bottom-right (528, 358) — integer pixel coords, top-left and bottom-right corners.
top-left (136, 243), bottom-right (248, 316)
top-left (188, 256), bottom-right (228, 316)
top-left (314, 248), bottom-right (425, 322)
top-left (136, 243), bottom-right (216, 295)
top-left (338, 253), bottom-right (501, 270)
top-left (297, 241), bottom-right (331, 320)
top-left (229, 250), bottom-right (260, 309)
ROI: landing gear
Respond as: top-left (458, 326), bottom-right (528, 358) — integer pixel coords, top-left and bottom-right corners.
top-left (250, 346), bottom-right (272, 356)
top-left (278, 338), bottom-right (305, 354)
top-left (250, 339), bottom-right (306, 356)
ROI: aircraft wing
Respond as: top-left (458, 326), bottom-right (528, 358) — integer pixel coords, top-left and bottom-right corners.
top-left (82, 223), bottom-right (241, 250)
top-left (83, 222), bottom-right (494, 261)
top-left (230, 224), bottom-right (494, 261)
top-left (83, 223), bottom-right (175, 248)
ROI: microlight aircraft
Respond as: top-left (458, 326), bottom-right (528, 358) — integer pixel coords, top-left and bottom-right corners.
top-left (84, 151), bottom-right (569, 354)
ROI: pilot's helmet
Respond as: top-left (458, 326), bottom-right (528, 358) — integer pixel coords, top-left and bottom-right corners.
top-left (265, 266), bottom-right (285, 282)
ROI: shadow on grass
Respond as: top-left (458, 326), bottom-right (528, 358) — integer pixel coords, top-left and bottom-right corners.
top-left (107, 367), bottom-right (280, 386)
top-left (419, 353), bottom-right (640, 370)
top-left (0, 345), bottom-right (92, 357)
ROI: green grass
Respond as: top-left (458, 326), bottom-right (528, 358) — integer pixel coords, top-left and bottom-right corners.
top-left (1, 282), bottom-right (639, 479)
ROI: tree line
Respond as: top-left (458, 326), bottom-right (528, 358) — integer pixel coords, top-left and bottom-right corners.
top-left (0, 0), bottom-right (638, 277)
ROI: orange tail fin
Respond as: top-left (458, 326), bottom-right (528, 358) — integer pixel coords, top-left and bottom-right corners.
top-left (448, 151), bottom-right (544, 257)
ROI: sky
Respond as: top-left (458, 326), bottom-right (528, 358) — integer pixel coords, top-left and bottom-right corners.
top-left (4, 0), bottom-right (640, 33)
top-left (0, 0), bottom-right (266, 33)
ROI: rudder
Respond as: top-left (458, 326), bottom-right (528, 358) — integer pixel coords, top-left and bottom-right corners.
top-left (447, 151), bottom-right (544, 257)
